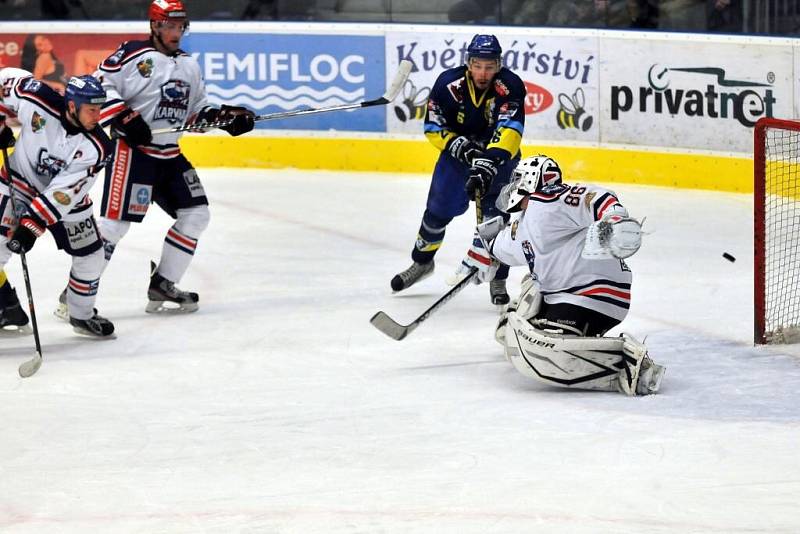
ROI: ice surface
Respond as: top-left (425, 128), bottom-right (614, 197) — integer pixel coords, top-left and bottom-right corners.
top-left (1, 169), bottom-right (798, 533)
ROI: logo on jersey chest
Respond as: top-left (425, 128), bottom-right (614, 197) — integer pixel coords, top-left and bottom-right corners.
top-left (31, 111), bottom-right (46, 132)
top-left (154, 80), bottom-right (190, 124)
top-left (447, 79), bottom-right (464, 103)
top-left (137, 58), bottom-right (154, 78)
top-left (36, 148), bottom-right (66, 179)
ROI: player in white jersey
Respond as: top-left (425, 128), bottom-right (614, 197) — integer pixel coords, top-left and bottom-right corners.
top-left (464, 155), bottom-right (665, 395)
top-left (0, 70), bottom-right (115, 337)
top-left (0, 67), bottom-right (35, 332)
top-left (84, 0), bottom-right (255, 314)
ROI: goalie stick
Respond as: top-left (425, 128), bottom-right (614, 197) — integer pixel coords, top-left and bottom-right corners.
top-left (1, 146), bottom-right (43, 378)
top-left (150, 60), bottom-right (413, 136)
top-left (370, 268), bottom-right (478, 341)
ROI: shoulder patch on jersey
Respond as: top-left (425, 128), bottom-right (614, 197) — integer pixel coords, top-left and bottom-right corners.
top-left (511, 219), bottom-right (519, 239)
top-left (584, 191), bottom-right (596, 208)
top-left (31, 111), bottom-right (46, 132)
top-left (137, 58), bottom-right (154, 78)
top-left (494, 79), bottom-right (509, 97)
top-left (447, 78), bottom-right (464, 103)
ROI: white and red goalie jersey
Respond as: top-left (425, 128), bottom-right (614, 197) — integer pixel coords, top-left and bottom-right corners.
top-left (0, 71), bottom-right (110, 226)
top-left (95, 39), bottom-right (211, 158)
top-left (492, 183), bottom-right (634, 321)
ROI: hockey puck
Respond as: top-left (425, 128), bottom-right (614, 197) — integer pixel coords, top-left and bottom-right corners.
top-left (723, 252), bottom-right (736, 262)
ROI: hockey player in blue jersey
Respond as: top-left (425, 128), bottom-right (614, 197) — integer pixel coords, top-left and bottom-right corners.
top-left (390, 34), bottom-right (527, 305)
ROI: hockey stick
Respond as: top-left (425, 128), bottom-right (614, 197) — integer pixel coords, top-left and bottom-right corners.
top-left (151, 59), bottom-right (413, 136)
top-left (370, 268), bottom-right (478, 341)
top-left (1, 146), bottom-right (43, 378)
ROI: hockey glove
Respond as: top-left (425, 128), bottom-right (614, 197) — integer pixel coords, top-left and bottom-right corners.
top-left (465, 157), bottom-right (498, 199)
top-left (446, 136), bottom-right (484, 166)
top-left (7, 216), bottom-right (45, 254)
top-left (0, 123), bottom-right (15, 149)
top-left (112, 107), bottom-right (152, 147)
top-left (217, 105), bottom-right (255, 136)
top-left (463, 231), bottom-right (499, 284)
top-left (448, 219), bottom-right (504, 286)
top-left (582, 207), bottom-right (643, 260)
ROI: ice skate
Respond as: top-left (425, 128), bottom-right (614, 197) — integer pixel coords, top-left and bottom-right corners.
top-left (390, 261), bottom-right (434, 292)
top-left (54, 288), bottom-right (68, 321)
top-left (490, 279), bottom-right (510, 306)
top-left (147, 262), bottom-right (199, 313)
top-left (70, 312), bottom-right (115, 338)
top-left (636, 356), bottom-right (666, 395)
top-left (0, 300), bottom-right (31, 335)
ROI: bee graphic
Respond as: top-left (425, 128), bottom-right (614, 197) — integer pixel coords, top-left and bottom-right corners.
top-left (394, 79), bottom-right (430, 122)
top-left (556, 88), bottom-right (593, 132)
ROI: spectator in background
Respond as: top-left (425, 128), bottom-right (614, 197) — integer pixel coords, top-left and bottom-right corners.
top-left (707, 0), bottom-right (741, 32)
top-left (448, 0), bottom-right (497, 23)
top-left (628, 0), bottom-right (659, 27)
top-left (241, 0), bottom-right (278, 19)
top-left (41, 0), bottom-right (83, 19)
top-left (20, 34), bottom-right (67, 94)
top-left (546, 0), bottom-right (608, 26)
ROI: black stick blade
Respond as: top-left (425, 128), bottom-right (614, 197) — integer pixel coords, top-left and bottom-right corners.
top-left (370, 311), bottom-right (414, 341)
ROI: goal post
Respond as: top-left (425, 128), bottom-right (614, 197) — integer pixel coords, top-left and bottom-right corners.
top-left (754, 117), bottom-right (800, 344)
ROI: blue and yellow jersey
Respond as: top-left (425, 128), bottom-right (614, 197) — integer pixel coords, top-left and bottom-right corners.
top-left (424, 66), bottom-right (526, 163)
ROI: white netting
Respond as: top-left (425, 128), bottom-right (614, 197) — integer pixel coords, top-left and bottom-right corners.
top-left (763, 125), bottom-right (800, 343)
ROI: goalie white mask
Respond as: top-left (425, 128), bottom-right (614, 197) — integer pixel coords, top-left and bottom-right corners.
top-left (500, 155), bottom-right (563, 213)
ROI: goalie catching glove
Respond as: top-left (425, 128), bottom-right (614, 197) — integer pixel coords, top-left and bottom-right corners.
top-left (582, 206), bottom-right (643, 260)
top-left (193, 105), bottom-right (255, 136)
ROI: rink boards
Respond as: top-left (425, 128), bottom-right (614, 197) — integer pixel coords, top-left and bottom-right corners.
top-left (0, 21), bottom-right (797, 192)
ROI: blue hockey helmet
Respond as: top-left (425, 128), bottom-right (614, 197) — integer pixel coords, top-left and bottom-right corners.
top-left (65, 75), bottom-right (106, 110)
top-left (467, 34), bottom-right (502, 62)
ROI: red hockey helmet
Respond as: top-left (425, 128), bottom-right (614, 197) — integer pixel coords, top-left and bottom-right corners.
top-left (148, 0), bottom-right (188, 22)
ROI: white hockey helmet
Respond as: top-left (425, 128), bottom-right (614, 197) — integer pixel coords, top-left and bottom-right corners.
top-left (501, 155), bottom-right (563, 213)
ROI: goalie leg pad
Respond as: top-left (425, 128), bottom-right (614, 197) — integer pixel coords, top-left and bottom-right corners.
top-left (503, 315), bottom-right (666, 395)
top-left (495, 275), bottom-right (542, 346)
top-left (505, 313), bottom-right (625, 392)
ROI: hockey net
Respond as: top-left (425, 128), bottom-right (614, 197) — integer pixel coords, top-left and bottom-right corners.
top-left (754, 118), bottom-right (800, 344)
